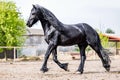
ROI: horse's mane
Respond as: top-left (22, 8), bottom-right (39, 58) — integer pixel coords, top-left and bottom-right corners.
top-left (34, 4), bottom-right (65, 34)
top-left (36, 4), bottom-right (62, 26)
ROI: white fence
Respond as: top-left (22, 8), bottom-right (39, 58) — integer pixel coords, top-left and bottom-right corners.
top-left (0, 45), bottom-right (76, 61)
top-left (0, 46), bottom-right (38, 61)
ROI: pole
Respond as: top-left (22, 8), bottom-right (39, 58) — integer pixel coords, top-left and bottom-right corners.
top-left (14, 47), bottom-right (16, 62)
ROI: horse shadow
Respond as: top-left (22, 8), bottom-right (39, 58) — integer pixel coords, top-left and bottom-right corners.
top-left (83, 70), bottom-right (120, 74)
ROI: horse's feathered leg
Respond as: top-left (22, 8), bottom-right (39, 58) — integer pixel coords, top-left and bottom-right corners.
top-left (52, 48), bottom-right (68, 71)
top-left (40, 42), bottom-right (55, 73)
top-left (77, 43), bottom-right (88, 74)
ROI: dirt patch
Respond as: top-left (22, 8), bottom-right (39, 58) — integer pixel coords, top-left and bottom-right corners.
top-left (0, 58), bottom-right (120, 80)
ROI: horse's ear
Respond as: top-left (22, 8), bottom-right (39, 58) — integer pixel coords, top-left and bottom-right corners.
top-left (32, 4), bottom-right (37, 9)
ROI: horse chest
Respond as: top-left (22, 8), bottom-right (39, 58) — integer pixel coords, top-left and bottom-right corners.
top-left (44, 29), bottom-right (55, 42)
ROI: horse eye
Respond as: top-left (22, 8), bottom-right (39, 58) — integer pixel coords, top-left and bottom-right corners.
top-left (32, 13), bottom-right (36, 15)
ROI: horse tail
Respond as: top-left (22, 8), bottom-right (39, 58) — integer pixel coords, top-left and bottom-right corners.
top-left (83, 23), bottom-right (111, 68)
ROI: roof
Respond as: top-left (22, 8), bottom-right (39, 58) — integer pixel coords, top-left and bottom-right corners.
top-left (25, 28), bottom-right (44, 36)
top-left (103, 34), bottom-right (120, 42)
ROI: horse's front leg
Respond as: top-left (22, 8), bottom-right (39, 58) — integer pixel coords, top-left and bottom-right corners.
top-left (52, 48), bottom-right (68, 71)
top-left (40, 42), bottom-right (55, 73)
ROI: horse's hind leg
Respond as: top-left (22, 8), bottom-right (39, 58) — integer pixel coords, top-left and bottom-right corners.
top-left (52, 48), bottom-right (68, 71)
top-left (77, 43), bottom-right (88, 74)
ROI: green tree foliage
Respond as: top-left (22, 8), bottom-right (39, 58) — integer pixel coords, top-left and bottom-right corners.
top-left (0, 0), bottom-right (26, 60)
top-left (105, 28), bottom-right (115, 34)
top-left (117, 42), bottom-right (120, 48)
top-left (99, 33), bottom-right (109, 48)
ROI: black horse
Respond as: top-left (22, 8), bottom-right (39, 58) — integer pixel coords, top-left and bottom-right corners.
top-left (27, 4), bottom-right (111, 74)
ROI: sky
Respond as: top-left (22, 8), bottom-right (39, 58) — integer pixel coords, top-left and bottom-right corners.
top-left (13, 0), bottom-right (120, 35)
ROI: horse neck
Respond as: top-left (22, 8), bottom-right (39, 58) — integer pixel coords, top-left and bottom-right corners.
top-left (39, 19), bottom-right (51, 35)
top-left (41, 8), bottom-right (66, 32)
top-left (48, 17), bottom-right (67, 33)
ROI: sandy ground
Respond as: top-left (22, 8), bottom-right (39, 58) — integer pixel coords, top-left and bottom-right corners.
top-left (0, 57), bottom-right (120, 80)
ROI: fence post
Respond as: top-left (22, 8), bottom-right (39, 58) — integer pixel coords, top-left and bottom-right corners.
top-left (14, 47), bottom-right (16, 62)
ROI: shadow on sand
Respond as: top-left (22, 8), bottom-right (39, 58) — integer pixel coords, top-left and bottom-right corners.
top-left (83, 70), bottom-right (120, 74)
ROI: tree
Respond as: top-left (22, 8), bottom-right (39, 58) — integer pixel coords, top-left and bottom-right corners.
top-left (99, 33), bottom-right (109, 48)
top-left (105, 28), bottom-right (115, 34)
top-left (0, 0), bottom-right (26, 60)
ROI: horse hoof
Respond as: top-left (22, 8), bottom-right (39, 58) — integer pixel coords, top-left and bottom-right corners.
top-left (105, 67), bottom-right (110, 72)
top-left (76, 71), bottom-right (83, 74)
top-left (77, 69), bottom-right (83, 74)
top-left (40, 67), bottom-right (49, 73)
top-left (104, 64), bottom-right (110, 72)
top-left (61, 63), bottom-right (69, 71)
top-left (76, 71), bottom-right (80, 74)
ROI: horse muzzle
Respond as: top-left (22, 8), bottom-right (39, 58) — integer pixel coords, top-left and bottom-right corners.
top-left (26, 21), bottom-right (32, 27)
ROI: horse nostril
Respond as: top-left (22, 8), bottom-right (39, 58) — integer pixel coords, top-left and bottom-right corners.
top-left (26, 21), bottom-right (32, 27)
top-left (26, 21), bottom-right (29, 26)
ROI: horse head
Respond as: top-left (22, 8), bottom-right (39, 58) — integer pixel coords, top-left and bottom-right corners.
top-left (27, 4), bottom-right (42, 27)
top-left (27, 4), bottom-right (63, 32)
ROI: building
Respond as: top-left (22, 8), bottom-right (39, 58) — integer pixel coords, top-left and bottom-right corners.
top-left (20, 28), bottom-right (47, 56)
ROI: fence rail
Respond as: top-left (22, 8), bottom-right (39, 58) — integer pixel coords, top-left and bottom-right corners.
top-left (0, 46), bottom-right (37, 48)
top-left (0, 46), bottom-right (38, 62)
top-left (0, 46), bottom-right (119, 62)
